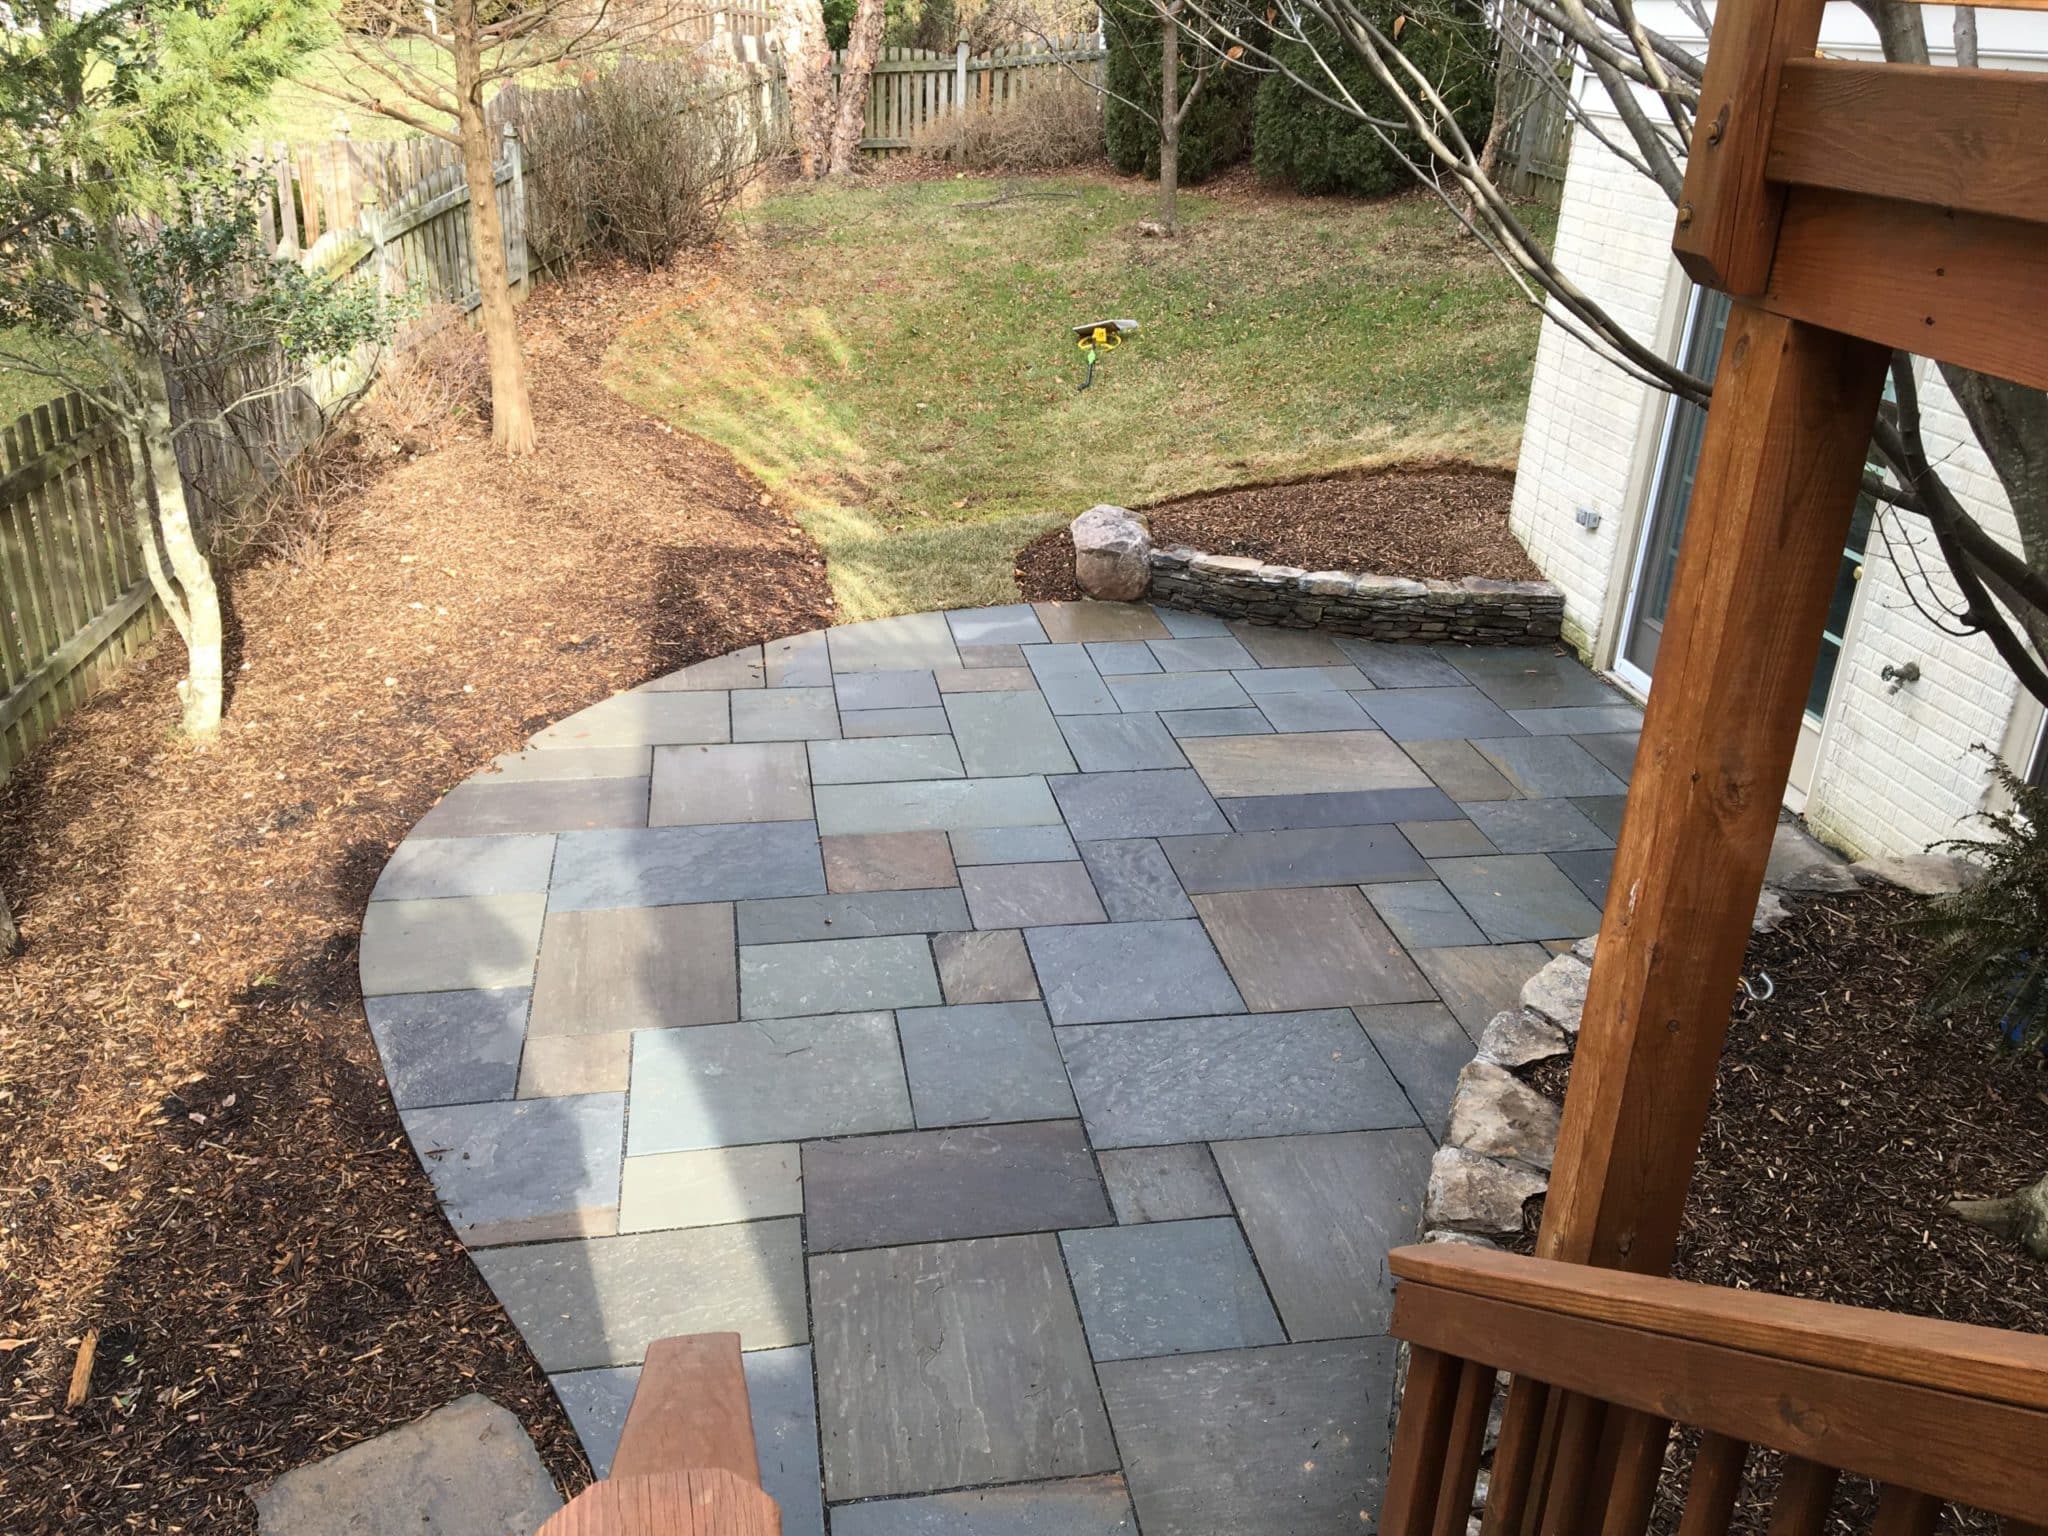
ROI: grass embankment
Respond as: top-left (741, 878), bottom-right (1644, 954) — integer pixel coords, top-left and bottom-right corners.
top-left (605, 173), bottom-right (1549, 620)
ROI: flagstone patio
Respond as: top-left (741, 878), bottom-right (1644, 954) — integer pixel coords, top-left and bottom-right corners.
top-left (357, 601), bottom-right (1641, 1536)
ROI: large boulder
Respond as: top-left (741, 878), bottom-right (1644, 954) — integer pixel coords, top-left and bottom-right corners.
top-left (1447, 1060), bottom-right (1562, 1171)
top-left (1520, 952), bottom-right (1591, 1035)
top-left (1477, 1008), bottom-right (1569, 1071)
top-left (1425, 1146), bottom-right (1547, 1237)
top-left (1071, 505), bottom-right (1152, 602)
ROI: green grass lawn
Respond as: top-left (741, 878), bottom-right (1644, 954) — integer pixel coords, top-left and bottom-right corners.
top-left (603, 173), bottom-right (1549, 621)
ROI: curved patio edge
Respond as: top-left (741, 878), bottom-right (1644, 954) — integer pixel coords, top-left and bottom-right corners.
top-left (356, 600), bottom-right (1632, 1534)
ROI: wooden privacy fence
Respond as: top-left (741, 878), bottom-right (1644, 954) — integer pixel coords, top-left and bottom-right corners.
top-left (0, 68), bottom-right (784, 780)
top-left (832, 36), bottom-right (1105, 153)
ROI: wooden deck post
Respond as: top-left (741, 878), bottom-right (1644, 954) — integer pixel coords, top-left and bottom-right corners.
top-left (1536, 302), bottom-right (1888, 1274)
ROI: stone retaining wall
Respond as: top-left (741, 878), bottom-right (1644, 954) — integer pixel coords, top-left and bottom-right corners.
top-left (1146, 544), bottom-right (1565, 645)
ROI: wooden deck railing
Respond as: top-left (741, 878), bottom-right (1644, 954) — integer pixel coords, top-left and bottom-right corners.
top-left (1382, 1245), bottom-right (2048, 1536)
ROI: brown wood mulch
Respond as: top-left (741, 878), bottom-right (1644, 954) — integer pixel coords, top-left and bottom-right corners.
top-left (1519, 886), bottom-right (2048, 1532)
top-left (0, 258), bottom-right (834, 1533)
top-left (1013, 462), bottom-right (1535, 600)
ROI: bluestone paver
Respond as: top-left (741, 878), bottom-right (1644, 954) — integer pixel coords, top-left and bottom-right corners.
top-left (1076, 838), bottom-right (1195, 921)
top-left (517, 1032), bottom-right (629, 1099)
top-left (739, 934), bottom-right (939, 1017)
top-left (551, 1365), bottom-right (640, 1478)
top-left (1510, 704), bottom-right (1644, 736)
top-left (1098, 1339), bottom-right (1397, 1536)
top-left (1034, 601), bottom-right (1170, 643)
top-left (1194, 887), bottom-right (1434, 1009)
top-left (934, 664), bottom-right (1036, 693)
top-left (821, 829), bottom-right (956, 892)
top-left (474, 1220), bottom-right (807, 1371)
top-left (1412, 942), bottom-right (1553, 1030)
top-left (810, 1233), bottom-right (1118, 1501)
top-left (828, 1476), bottom-right (1137, 1536)
top-left (1333, 638), bottom-right (1467, 688)
top-left (547, 823), bottom-right (825, 910)
top-left (1106, 670), bottom-right (1252, 713)
top-left (1061, 1218), bottom-right (1283, 1361)
top-left (1552, 846), bottom-right (1616, 906)
top-left (1576, 730), bottom-right (1640, 783)
top-left (1096, 1144), bottom-right (1232, 1224)
top-left (1050, 768), bottom-right (1228, 840)
top-left (961, 860), bottom-right (1107, 928)
top-left (1157, 706), bottom-right (1274, 738)
top-left (840, 705), bottom-right (951, 737)
top-left (1448, 647), bottom-right (1622, 709)
top-left (1216, 786), bottom-right (1459, 831)
top-left (1160, 824), bottom-right (1431, 895)
top-left (1571, 793), bottom-right (1630, 840)
top-left (366, 988), bottom-right (528, 1109)
top-left (827, 612), bottom-right (961, 673)
top-left (616, 1143), bottom-right (802, 1232)
top-left (528, 902), bottom-right (737, 1035)
top-left (1212, 1129), bottom-right (1435, 1339)
top-left (946, 689), bottom-right (1078, 777)
top-left (359, 893), bottom-right (546, 996)
top-left (1085, 640), bottom-right (1162, 674)
top-left (647, 646), bottom-right (764, 691)
top-left (932, 928), bottom-right (1041, 1004)
top-left (803, 1120), bottom-right (1111, 1251)
top-left (949, 824), bottom-right (1078, 864)
top-left (1148, 636), bottom-right (1256, 672)
top-left (802, 733), bottom-right (962, 786)
top-left (731, 687), bottom-right (839, 743)
top-left (947, 603), bottom-right (1050, 646)
top-left (1429, 853), bottom-right (1603, 942)
top-left (1354, 1002), bottom-right (1477, 1131)
top-left (957, 642), bottom-right (1029, 669)
top-left (1058, 712), bottom-right (1188, 772)
top-left (1461, 797), bottom-right (1614, 853)
top-left (251, 1393), bottom-right (561, 1536)
top-left (1232, 664), bottom-right (1368, 694)
top-left (896, 1001), bottom-right (1076, 1127)
top-left (1026, 919), bottom-right (1244, 1025)
top-left (1058, 1010), bottom-right (1415, 1146)
top-left (743, 1346), bottom-right (829, 1536)
top-left (813, 776), bottom-right (1061, 835)
top-left (1154, 608), bottom-right (1233, 637)
top-left (371, 835), bottom-right (556, 902)
top-left (414, 778), bottom-right (648, 837)
top-left (1180, 731), bottom-right (1430, 797)
top-left (402, 1093), bottom-right (624, 1247)
top-left (485, 743), bottom-right (652, 782)
top-left (1473, 734), bottom-right (1628, 798)
top-left (1254, 691), bottom-right (1373, 732)
top-left (834, 668), bottom-right (940, 712)
top-left (531, 690), bottom-right (729, 749)
top-left (1360, 686), bottom-right (1528, 742)
top-left (627, 1012), bottom-right (912, 1154)
top-left (1231, 625), bottom-right (1351, 667)
top-left (1399, 817), bottom-right (1497, 857)
top-left (735, 887), bottom-right (969, 945)
top-left (1365, 879), bottom-right (1488, 949)
top-left (649, 743), bottom-right (810, 825)
top-left (764, 630), bottom-right (831, 687)
top-left (1400, 738), bottom-right (1519, 801)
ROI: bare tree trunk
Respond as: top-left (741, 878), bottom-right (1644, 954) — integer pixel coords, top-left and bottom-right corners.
top-left (828, 0), bottom-right (886, 174)
top-left (0, 889), bottom-right (20, 958)
top-left (776, 0), bottom-right (835, 178)
top-left (1158, 3), bottom-right (1180, 233)
top-left (1951, 1170), bottom-right (2048, 1260)
top-left (134, 353), bottom-right (226, 740)
top-left (452, 0), bottom-right (535, 455)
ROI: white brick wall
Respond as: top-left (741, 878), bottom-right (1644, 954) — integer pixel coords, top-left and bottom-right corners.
top-left (1511, 33), bottom-right (2039, 858)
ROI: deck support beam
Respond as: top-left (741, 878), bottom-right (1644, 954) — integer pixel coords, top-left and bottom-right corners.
top-left (1537, 302), bottom-right (1888, 1275)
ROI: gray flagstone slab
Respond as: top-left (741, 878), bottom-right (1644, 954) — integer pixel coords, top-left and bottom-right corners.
top-left (1159, 825), bottom-right (1431, 894)
top-left (827, 612), bottom-right (962, 673)
top-left (1095, 1144), bottom-right (1232, 1224)
top-left (1411, 942), bottom-right (1552, 1030)
top-left (1076, 838), bottom-right (1195, 922)
top-left (627, 1012), bottom-right (912, 1154)
top-left (366, 987), bottom-right (529, 1109)
top-left (546, 823), bottom-right (826, 911)
top-left (1106, 671), bottom-right (1252, 714)
top-left (1057, 1009), bottom-right (1414, 1146)
top-left (1428, 854), bottom-right (1603, 941)
top-left (1253, 691), bottom-right (1373, 732)
top-left (1510, 704), bottom-right (1645, 736)
top-left (616, 1143), bottom-right (802, 1233)
top-left (528, 902), bottom-right (738, 1035)
top-left (1180, 731), bottom-right (1429, 798)
top-left (371, 834), bottom-right (556, 902)
top-left (932, 928), bottom-right (1041, 1005)
top-left (1193, 886), bottom-right (1435, 1009)
top-left (960, 860), bottom-right (1107, 928)
top-left (1084, 640), bottom-right (1162, 675)
top-left (765, 630), bottom-right (832, 687)
top-left (1148, 636), bottom-right (1256, 673)
top-left (739, 934), bottom-right (940, 1017)
top-left (834, 669), bottom-right (941, 712)
top-left (1033, 601), bottom-right (1170, 643)
top-left (1460, 797), bottom-right (1614, 854)
top-left (1352, 1002), bottom-right (1474, 1133)
top-left (731, 687), bottom-right (840, 743)
top-left (473, 1219), bottom-right (807, 1371)
top-left (484, 744), bottom-right (653, 782)
top-left (1400, 738), bottom-right (1519, 801)
top-left (1211, 1128), bottom-right (1435, 1340)
top-left (821, 830), bottom-right (957, 892)
top-left (1364, 879), bottom-right (1488, 950)
top-left (828, 1476), bottom-right (1136, 1536)
top-left (735, 887), bottom-right (969, 945)
top-left (946, 603), bottom-right (1050, 646)
top-left (531, 690), bottom-right (730, 749)
top-left (949, 824), bottom-right (1078, 865)
top-left (1049, 768), bottom-right (1228, 840)
top-left (650, 742), bottom-right (812, 825)
top-left (359, 893), bottom-right (546, 997)
top-left (813, 776), bottom-right (1061, 835)
top-left (1232, 664), bottom-right (1368, 694)
top-left (1057, 713), bottom-right (1188, 772)
top-left (810, 1233), bottom-right (1118, 1501)
top-left (1025, 919), bottom-right (1244, 1025)
top-left (946, 690), bottom-right (1078, 777)
top-left (1472, 734), bottom-right (1627, 798)
top-left (644, 646), bottom-right (764, 691)
top-left (414, 778), bottom-right (648, 837)
top-left (1098, 1339), bottom-right (1398, 1536)
top-left (841, 705), bottom-right (951, 737)
top-left (808, 734), bottom-right (963, 785)
top-left (402, 1092), bottom-right (624, 1247)
top-left (1231, 625), bottom-right (1352, 667)
top-left (1359, 686), bottom-right (1528, 743)
top-left (1216, 787), bottom-right (1458, 831)
top-left (1332, 638), bottom-right (1468, 689)
top-left (1157, 706), bottom-right (1274, 738)
top-left (1154, 608), bottom-right (1233, 637)
top-left (895, 1001), bottom-right (1076, 1127)
top-left (1060, 1217), bottom-right (1283, 1362)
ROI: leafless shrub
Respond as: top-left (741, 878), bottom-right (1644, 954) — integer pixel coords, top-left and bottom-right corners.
top-left (522, 56), bottom-right (769, 270)
top-left (360, 311), bottom-right (492, 449)
top-left (911, 77), bottom-right (1104, 172)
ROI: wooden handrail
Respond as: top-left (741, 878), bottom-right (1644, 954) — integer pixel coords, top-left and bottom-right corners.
top-left (1383, 1245), bottom-right (2048, 1533)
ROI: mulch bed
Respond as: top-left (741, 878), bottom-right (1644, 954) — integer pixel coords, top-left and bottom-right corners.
top-left (0, 258), bottom-right (834, 1531)
top-left (1518, 887), bottom-right (2048, 1531)
top-left (1013, 462), bottom-right (1533, 600)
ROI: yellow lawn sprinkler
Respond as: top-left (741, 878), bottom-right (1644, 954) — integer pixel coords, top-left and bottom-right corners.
top-left (1073, 318), bottom-right (1139, 392)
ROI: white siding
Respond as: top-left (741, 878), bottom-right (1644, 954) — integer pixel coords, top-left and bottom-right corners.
top-left (1509, 24), bottom-right (2039, 858)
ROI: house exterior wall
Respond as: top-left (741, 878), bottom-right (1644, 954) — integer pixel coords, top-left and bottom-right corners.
top-left (1509, 7), bottom-right (2045, 858)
